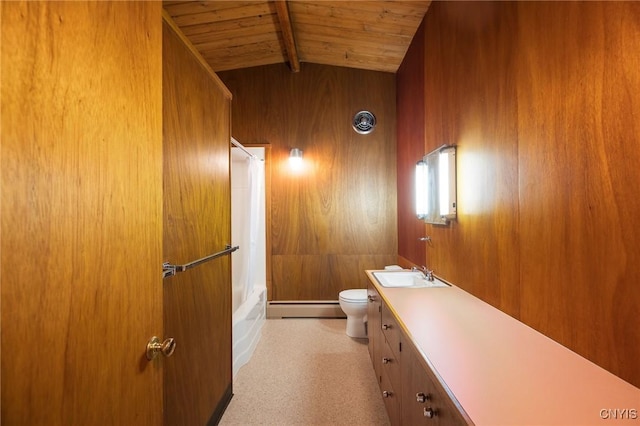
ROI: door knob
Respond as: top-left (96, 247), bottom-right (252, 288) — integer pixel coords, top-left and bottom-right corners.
top-left (146, 336), bottom-right (176, 360)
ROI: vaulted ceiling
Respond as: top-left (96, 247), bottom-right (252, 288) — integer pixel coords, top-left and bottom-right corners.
top-left (163, 1), bottom-right (431, 73)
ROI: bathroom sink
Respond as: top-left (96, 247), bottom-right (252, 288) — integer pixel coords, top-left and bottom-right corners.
top-left (372, 271), bottom-right (450, 288)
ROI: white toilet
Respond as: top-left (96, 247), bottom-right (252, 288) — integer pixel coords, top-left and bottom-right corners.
top-left (338, 289), bottom-right (368, 338)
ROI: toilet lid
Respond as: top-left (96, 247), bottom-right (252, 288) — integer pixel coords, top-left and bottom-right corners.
top-left (339, 289), bottom-right (367, 302)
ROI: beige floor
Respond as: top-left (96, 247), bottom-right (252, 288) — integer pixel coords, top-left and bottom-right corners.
top-left (219, 319), bottom-right (391, 426)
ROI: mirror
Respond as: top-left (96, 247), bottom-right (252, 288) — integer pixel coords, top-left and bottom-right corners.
top-left (416, 145), bottom-right (457, 225)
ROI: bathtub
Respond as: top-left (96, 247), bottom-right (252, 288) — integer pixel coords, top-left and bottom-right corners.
top-left (232, 285), bottom-right (266, 378)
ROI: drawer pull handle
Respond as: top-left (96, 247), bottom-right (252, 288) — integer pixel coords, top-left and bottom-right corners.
top-left (416, 392), bottom-right (430, 403)
top-left (382, 357), bottom-right (390, 364)
top-left (382, 390), bottom-right (392, 398)
top-left (368, 295), bottom-right (375, 302)
top-left (424, 407), bottom-right (437, 418)
top-left (382, 324), bottom-right (390, 330)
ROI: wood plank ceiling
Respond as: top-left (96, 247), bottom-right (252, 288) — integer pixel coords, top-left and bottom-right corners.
top-left (163, 1), bottom-right (431, 73)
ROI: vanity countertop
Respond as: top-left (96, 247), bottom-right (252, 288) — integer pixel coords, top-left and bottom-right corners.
top-left (366, 270), bottom-right (640, 425)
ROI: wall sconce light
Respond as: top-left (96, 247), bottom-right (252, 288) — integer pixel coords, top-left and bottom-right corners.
top-left (415, 145), bottom-right (457, 225)
top-left (289, 148), bottom-right (304, 172)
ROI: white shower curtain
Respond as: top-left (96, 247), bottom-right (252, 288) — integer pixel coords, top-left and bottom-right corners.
top-left (245, 155), bottom-right (263, 301)
top-left (233, 153), bottom-right (264, 309)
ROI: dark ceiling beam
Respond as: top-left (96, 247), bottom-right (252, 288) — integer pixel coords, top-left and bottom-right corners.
top-left (273, 0), bottom-right (300, 72)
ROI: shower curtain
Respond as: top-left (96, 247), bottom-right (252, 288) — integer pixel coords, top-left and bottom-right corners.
top-left (234, 154), bottom-right (264, 309)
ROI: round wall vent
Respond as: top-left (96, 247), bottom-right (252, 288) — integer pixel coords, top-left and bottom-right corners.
top-left (352, 110), bottom-right (376, 134)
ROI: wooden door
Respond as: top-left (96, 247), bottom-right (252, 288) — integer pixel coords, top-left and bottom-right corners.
top-left (1, 2), bottom-right (163, 425)
top-left (162, 19), bottom-right (233, 426)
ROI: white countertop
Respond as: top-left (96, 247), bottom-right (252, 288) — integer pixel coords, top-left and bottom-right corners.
top-left (366, 270), bottom-right (640, 425)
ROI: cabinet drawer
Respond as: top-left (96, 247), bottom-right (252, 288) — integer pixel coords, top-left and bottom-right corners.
top-left (380, 368), bottom-right (401, 425)
top-left (381, 302), bottom-right (402, 358)
top-left (380, 336), bottom-right (402, 391)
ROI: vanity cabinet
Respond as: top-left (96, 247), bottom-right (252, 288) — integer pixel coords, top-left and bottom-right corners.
top-left (366, 269), bottom-right (640, 424)
top-left (367, 281), bottom-right (470, 426)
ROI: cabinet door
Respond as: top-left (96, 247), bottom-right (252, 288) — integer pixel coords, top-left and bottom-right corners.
top-left (162, 20), bottom-right (233, 426)
top-left (402, 340), bottom-right (468, 426)
top-left (1, 2), bottom-right (163, 424)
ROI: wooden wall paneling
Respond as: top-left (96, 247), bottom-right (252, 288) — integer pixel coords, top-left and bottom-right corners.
top-left (396, 19), bottom-right (427, 267)
top-left (162, 20), bottom-right (233, 425)
top-left (598, 3), bottom-right (640, 383)
top-left (401, 0), bottom-right (640, 387)
top-left (1, 2), bottom-right (163, 424)
top-left (219, 63), bottom-right (397, 301)
top-left (423, 2), bottom-right (520, 318)
top-left (271, 254), bottom-right (397, 300)
top-left (516, 1), bottom-right (640, 386)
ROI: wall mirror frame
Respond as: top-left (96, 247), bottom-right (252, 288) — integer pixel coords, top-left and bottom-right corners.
top-left (415, 145), bottom-right (457, 225)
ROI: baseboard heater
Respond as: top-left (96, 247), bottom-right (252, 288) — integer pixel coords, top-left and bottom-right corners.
top-left (267, 301), bottom-right (346, 319)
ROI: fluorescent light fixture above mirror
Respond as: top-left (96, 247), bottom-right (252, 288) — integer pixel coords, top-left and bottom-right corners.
top-left (415, 145), bottom-right (457, 225)
top-left (439, 147), bottom-right (456, 218)
top-left (415, 160), bottom-right (428, 219)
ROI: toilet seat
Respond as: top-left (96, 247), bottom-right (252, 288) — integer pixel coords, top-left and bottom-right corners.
top-left (339, 289), bottom-right (367, 303)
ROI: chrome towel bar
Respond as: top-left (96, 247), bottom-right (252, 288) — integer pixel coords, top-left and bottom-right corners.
top-left (163, 244), bottom-right (239, 278)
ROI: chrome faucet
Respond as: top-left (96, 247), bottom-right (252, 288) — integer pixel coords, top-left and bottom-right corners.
top-left (412, 265), bottom-right (434, 281)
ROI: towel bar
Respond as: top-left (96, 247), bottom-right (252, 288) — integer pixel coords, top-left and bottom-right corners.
top-left (163, 244), bottom-right (239, 278)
